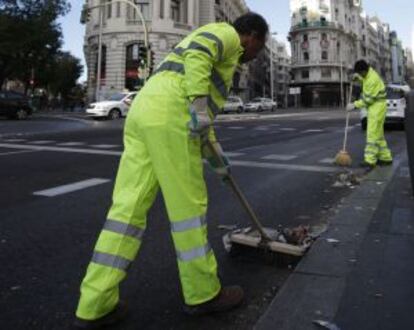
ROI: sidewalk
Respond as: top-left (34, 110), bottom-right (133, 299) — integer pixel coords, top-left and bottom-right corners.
top-left (256, 153), bottom-right (414, 330)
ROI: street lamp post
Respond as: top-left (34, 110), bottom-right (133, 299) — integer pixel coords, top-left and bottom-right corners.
top-left (84, 0), bottom-right (149, 102)
top-left (269, 32), bottom-right (278, 102)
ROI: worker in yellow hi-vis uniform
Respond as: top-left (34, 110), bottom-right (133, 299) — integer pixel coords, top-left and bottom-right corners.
top-left (347, 60), bottom-right (393, 168)
top-left (74, 13), bottom-right (268, 329)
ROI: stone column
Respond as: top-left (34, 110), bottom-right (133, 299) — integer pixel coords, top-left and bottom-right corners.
top-left (187, 0), bottom-right (194, 26)
top-left (164, 0), bottom-right (171, 19)
top-left (152, 0), bottom-right (160, 20)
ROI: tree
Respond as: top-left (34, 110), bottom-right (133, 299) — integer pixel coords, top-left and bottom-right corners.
top-left (0, 0), bottom-right (71, 89)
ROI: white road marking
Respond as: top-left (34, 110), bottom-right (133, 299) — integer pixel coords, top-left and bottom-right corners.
top-left (33, 178), bottom-right (111, 197)
top-left (2, 139), bottom-right (27, 142)
top-left (29, 140), bottom-right (55, 145)
top-left (0, 143), bottom-right (338, 173)
top-left (230, 160), bottom-right (338, 173)
top-left (56, 142), bottom-right (86, 147)
top-left (279, 128), bottom-right (297, 132)
top-left (90, 144), bottom-right (121, 149)
top-left (303, 129), bottom-right (325, 133)
top-left (319, 158), bottom-right (335, 164)
top-left (225, 152), bottom-right (245, 157)
top-left (261, 154), bottom-right (298, 161)
top-left (228, 126), bottom-right (244, 130)
top-left (0, 150), bottom-right (39, 156)
top-left (0, 143), bottom-right (122, 156)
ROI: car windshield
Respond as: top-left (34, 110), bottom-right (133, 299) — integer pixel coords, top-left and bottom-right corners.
top-left (386, 88), bottom-right (405, 100)
top-left (108, 93), bottom-right (126, 101)
top-left (252, 98), bottom-right (261, 102)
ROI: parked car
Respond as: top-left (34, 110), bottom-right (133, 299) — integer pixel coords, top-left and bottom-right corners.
top-left (360, 84), bottom-right (410, 130)
top-left (86, 92), bottom-right (137, 119)
top-left (0, 90), bottom-right (33, 120)
top-left (244, 98), bottom-right (277, 112)
top-left (222, 96), bottom-right (244, 114)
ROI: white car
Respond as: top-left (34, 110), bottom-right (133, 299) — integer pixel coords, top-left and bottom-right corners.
top-left (222, 96), bottom-right (244, 114)
top-left (360, 84), bottom-right (410, 130)
top-left (244, 98), bottom-right (277, 112)
top-left (86, 92), bottom-right (137, 119)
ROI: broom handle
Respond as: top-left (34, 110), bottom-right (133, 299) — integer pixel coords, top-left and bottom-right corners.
top-left (343, 82), bottom-right (353, 151)
top-left (203, 137), bottom-right (271, 242)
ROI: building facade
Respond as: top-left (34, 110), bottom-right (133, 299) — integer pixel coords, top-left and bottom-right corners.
top-left (83, 0), bottom-right (249, 101)
top-left (289, 0), bottom-right (362, 107)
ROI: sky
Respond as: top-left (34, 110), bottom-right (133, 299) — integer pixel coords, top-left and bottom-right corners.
top-left (59, 0), bottom-right (414, 82)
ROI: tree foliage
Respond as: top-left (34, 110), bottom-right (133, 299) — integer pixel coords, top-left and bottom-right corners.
top-left (0, 0), bottom-right (76, 97)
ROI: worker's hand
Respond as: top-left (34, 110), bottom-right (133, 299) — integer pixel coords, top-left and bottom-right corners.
top-left (201, 140), bottom-right (230, 178)
top-left (352, 73), bottom-right (361, 81)
top-left (188, 97), bottom-right (212, 137)
top-left (346, 103), bottom-right (356, 112)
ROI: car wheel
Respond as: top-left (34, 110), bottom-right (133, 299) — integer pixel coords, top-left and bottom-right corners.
top-left (108, 109), bottom-right (121, 120)
top-left (237, 107), bottom-right (243, 114)
top-left (258, 107), bottom-right (263, 113)
top-left (15, 108), bottom-right (29, 120)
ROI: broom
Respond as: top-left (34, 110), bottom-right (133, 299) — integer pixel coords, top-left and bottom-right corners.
top-left (335, 83), bottom-right (353, 167)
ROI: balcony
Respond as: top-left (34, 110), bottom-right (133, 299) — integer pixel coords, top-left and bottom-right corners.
top-left (291, 20), bottom-right (340, 32)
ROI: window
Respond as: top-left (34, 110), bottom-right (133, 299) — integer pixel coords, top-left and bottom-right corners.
top-left (107, 0), bottom-right (112, 19)
top-left (128, 0), bottom-right (150, 20)
top-left (321, 68), bottom-right (331, 78)
top-left (321, 51), bottom-right (328, 60)
top-left (116, 2), bottom-right (121, 17)
top-left (94, 45), bottom-right (107, 84)
top-left (160, 0), bottom-right (164, 18)
top-left (171, 0), bottom-right (188, 24)
top-left (304, 52), bottom-right (309, 62)
top-left (301, 70), bottom-right (309, 79)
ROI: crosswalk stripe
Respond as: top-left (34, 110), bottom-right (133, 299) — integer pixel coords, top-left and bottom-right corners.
top-left (303, 129), bottom-right (325, 133)
top-left (33, 178), bottom-right (111, 197)
top-left (261, 154), bottom-right (298, 161)
top-left (279, 128), bottom-right (297, 131)
top-left (225, 152), bottom-right (245, 157)
top-left (228, 127), bottom-right (244, 130)
top-left (2, 139), bottom-right (26, 142)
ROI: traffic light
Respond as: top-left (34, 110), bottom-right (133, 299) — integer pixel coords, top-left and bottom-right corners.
top-left (80, 4), bottom-right (91, 24)
top-left (149, 49), bottom-right (155, 75)
top-left (138, 44), bottom-right (148, 68)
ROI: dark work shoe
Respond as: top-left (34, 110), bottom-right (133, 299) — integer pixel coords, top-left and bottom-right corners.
top-left (73, 301), bottom-right (128, 329)
top-left (378, 160), bottom-right (393, 166)
top-left (184, 286), bottom-right (244, 316)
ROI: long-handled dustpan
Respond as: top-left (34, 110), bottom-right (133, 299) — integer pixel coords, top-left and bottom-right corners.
top-left (204, 139), bottom-right (311, 257)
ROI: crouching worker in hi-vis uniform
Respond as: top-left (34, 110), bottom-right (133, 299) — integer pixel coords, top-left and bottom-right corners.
top-left (74, 13), bottom-right (269, 329)
top-left (346, 60), bottom-right (393, 169)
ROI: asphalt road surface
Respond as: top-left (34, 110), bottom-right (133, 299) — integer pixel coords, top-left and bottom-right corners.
top-left (0, 110), bottom-right (406, 329)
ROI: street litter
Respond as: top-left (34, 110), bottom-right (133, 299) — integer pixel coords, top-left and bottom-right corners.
top-left (332, 171), bottom-right (361, 188)
top-left (313, 320), bottom-right (341, 330)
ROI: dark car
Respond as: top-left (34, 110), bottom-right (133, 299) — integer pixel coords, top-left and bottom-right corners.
top-left (0, 90), bottom-right (33, 120)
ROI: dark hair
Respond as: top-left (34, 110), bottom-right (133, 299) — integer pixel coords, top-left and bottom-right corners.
top-left (354, 60), bottom-right (370, 73)
top-left (233, 12), bottom-right (269, 41)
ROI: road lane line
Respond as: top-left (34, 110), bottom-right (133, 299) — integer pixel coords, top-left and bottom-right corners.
top-left (230, 160), bottom-right (338, 173)
top-left (0, 150), bottom-right (39, 156)
top-left (33, 178), bottom-right (111, 197)
top-left (2, 139), bottom-right (27, 142)
top-left (90, 144), bottom-right (121, 149)
top-left (319, 158), bottom-right (335, 164)
top-left (56, 142), bottom-right (86, 146)
top-left (261, 154), bottom-right (298, 161)
top-left (228, 126), bottom-right (244, 130)
top-left (303, 129), bottom-right (325, 133)
top-left (29, 140), bottom-right (55, 145)
top-left (225, 152), bottom-right (245, 157)
top-left (279, 128), bottom-right (297, 131)
top-left (0, 143), bottom-right (123, 156)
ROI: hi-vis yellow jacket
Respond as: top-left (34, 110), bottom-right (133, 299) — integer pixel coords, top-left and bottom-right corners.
top-left (354, 67), bottom-right (387, 110)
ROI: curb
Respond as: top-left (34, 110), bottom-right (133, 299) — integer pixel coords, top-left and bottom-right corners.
top-left (255, 157), bottom-right (402, 330)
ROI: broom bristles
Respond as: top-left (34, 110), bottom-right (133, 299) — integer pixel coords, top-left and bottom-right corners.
top-left (335, 150), bottom-right (352, 166)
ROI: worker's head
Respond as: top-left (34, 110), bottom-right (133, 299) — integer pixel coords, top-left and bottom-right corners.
top-left (233, 12), bottom-right (269, 63)
top-left (354, 60), bottom-right (370, 78)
